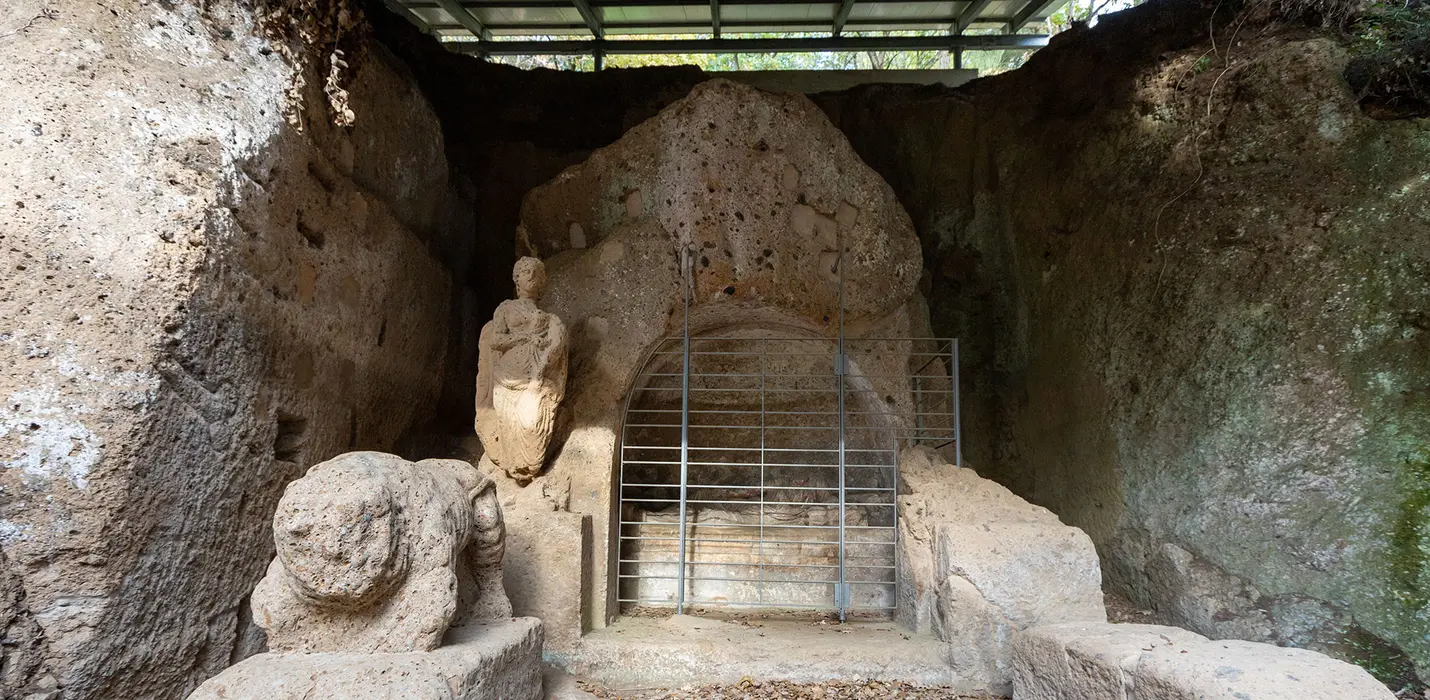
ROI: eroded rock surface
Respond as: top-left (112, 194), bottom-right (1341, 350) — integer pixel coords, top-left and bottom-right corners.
top-left (1013, 622), bottom-right (1395, 700)
top-left (253, 452), bottom-right (511, 653)
top-left (897, 447), bottom-right (1106, 693)
top-left (188, 618), bottom-right (545, 700)
top-left (505, 78), bottom-right (929, 640)
top-left (820, 5), bottom-right (1430, 684)
top-left (0, 4), bottom-right (469, 695)
top-left (520, 78), bottom-right (922, 325)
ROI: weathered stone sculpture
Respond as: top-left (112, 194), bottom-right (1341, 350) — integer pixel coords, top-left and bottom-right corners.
top-left (188, 452), bottom-right (543, 700)
top-left (251, 451), bottom-right (512, 654)
top-left (475, 257), bottom-right (568, 484)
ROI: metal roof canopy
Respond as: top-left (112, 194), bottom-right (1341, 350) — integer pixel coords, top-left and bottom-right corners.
top-left (382, 0), bottom-right (1061, 59)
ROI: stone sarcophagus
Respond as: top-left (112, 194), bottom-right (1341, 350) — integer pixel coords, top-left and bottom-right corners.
top-left (188, 452), bottom-right (543, 700)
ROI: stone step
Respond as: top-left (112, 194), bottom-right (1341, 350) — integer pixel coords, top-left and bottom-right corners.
top-left (1012, 622), bottom-right (1396, 700)
top-left (568, 615), bottom-right (974, 692)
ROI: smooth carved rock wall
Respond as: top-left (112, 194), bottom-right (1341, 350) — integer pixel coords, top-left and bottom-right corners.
top-left (507, 79), bottom-right (927, 639)
top-left (0, 2), bottom-right (466, 697)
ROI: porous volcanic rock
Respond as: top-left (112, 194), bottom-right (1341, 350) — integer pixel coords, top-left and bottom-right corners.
top-left (519, 78), bottom-right (922, 326)
top-left (1013, 621), bottom-right (1396, 700)
top-left (898, 447), bottom-right (1106, 693)
top-left (504, 77), bottom-right (930, 641)
top-left (0, 1), bottom-right (469, 697)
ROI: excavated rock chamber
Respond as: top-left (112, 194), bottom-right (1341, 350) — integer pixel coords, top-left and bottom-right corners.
top-left (506, 77), bottom-right (933, 625)
top-left (495, 78), bottom-right (1110, 694)
top-left (1, 0), bottom-right (1424, 697)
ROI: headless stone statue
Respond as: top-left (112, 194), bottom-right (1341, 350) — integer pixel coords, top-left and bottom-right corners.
top-left (251, 451), bottom-right (512, 654)
top-left (475, 257), bottom-right (568, 485)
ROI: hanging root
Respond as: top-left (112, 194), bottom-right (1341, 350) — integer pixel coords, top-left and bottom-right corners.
top-left (247, 0), bottom-right (363, 128)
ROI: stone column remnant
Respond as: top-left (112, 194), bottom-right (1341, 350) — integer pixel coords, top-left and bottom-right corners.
top-left (251, 451), bottom-right (513, 653)
top-left (474, 257), bottom-right (569, 485)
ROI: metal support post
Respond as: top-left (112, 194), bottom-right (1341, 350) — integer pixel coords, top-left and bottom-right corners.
top-left (953, 338), bottom-right (962, 469)
top-left (836, 226), bottom-right (848, 622)
top-left (676, 247), bottom-right (692, 613)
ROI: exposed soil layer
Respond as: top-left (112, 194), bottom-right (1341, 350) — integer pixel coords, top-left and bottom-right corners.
top-left (1345, 0), bottom-right (1430, 119)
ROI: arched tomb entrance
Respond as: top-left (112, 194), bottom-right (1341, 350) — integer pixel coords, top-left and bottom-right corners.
top-left (615, 324), bottom-right (942, 617)
top-left (503, 78), bottom-right (958, 646)
top-left (615, 323), bottom-right (960, 617)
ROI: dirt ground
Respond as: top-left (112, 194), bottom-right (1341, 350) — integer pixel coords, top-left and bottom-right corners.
top-left (576, 679), bottom-right (999, 700)
top-left (1103, 590), bottom-right (1161, 624)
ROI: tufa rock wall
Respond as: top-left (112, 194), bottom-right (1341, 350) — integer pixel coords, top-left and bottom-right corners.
top-left (0, 1), bottom-right (467, 697)
top-left (507, 78), bottom-right (927, 644)
top-left (819, 1), bottom-right (1430, 687)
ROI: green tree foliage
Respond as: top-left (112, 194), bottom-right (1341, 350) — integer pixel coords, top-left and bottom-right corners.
top-left (480, 0), bottom-right (1143, 74)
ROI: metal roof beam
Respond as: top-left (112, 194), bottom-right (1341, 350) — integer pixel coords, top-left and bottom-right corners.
top-left (1009, 0), bottom-right (1061, 31)
top-left (430, 16), bottom-right (1020, 31)
top-left (950, 0), bottom-right (992, 33)
top-left (452, 33), bottom-right (1047, 55)
top-left (408, 0), bottom-right (974, 8)
top-left (571, 0), bottom-right (605, 37)
top-left (382, 0), bottom-right (433, 32)
top-left (832, 0), bottom-right (857, 36)
top-left (434, 0), bottom-right (490, 39)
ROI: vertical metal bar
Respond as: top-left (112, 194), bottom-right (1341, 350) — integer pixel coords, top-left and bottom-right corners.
top-left (676, 248), bottom-right (692, 613)
top-left (953, 338), bottom-right (962, 469)
top-left (758, 338), bottom-right (766, 606)
top-left (891, 393), bottom-right (901, 614)
top-left (913, 374), bottom-right (924, 443)
top-left (837, 226), bottom-right (848, 622)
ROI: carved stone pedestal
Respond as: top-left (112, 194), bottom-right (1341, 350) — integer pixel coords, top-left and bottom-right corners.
top-left (189, 619), bottom-right (545, 700)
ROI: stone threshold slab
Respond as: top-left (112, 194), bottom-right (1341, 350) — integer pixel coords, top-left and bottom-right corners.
top-left (567, 615), bottom-right (965, 691)
top-left (188, 618), bottom-right (544, 700)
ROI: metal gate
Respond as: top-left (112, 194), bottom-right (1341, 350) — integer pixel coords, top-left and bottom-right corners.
top-left (614, 251), bottom-right (960, 620)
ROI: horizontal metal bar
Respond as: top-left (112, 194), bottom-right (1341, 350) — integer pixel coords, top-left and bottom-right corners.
top-left (622, 483), bottom-right (894, 492)
top-left (635, 409), bottom-right (842, 416)
top-left (445, 17), bottom-right (1019, 32)
top-left (621, 459), bottom-right (893, 467)
top-left (621, 523), bottom-right (896, 530)
top-left (623, 483), bottom-right (854, 491)
top-left (454, 34), bottom-right (1047, 55)
top-left (623, 525), bottom-right (898, 536)
top-left (619, 559), bottom-right (894, 570)
top-left (626, 423), bottom-right (839, 429)
top-left (620, 529), bottom-right (896, 537)
top-left (617, 598), bottom-right (895, 611)
top-left (657, 336), bottom-right (957, 342)
top-left (623, 498), bottom-right (896, 507)
top-left (619, 540), bottom-right (874, 547)
top-left (618, 574), bottom-right (889, 585)
top-left (623, 446), bottom-right (895, 453)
